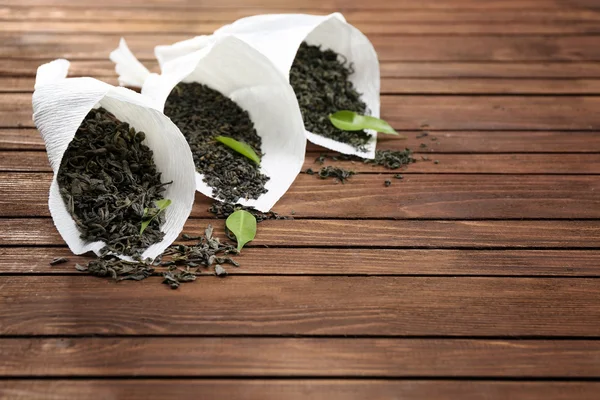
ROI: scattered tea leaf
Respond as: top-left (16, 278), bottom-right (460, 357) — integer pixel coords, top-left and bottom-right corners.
top-left (49, 257), bottom-right (68, 266)
top-left (215, 135), bottom-right (260, 165)
top-left (316, 166), bottom-right (355, 184)
top-left (226, 210), bottom-right (257, 252)
top-left (75, 225), bottom-right (241, 289)
top-left (384, 179), bottom-right (392, 187)
top-left (215, 264), bottom-right (228, 277)
top-left (329, 111), bottom-right (402, 136)
top-left (140, 199), bottom-right (172, 235)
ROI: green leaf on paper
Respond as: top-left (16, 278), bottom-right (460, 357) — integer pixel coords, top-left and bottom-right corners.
top-left (215, 135), bottom-right (261, 164)
top-left (329, 111), bottom-right (404, 136)
top-left (225, 210), bottom-right (257, 252)
top-left (140, 198), bottom-right (172, 235)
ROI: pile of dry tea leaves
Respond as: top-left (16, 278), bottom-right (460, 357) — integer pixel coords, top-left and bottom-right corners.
top-left (164, 82), bottom-right (269, 203)
top-left (208, 201), bottom-right (288, 222)
top-left (73, 226), bottom-right (240, 289)
top-left (57, 107), bottom-right (171, 257)
top-left (290, 42), bottom-right (371, 151)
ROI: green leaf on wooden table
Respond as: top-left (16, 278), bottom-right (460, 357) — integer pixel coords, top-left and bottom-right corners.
top-left (226, 210), bottom-right (257, 252)
top-left (329, 111), bottom-right (404, 136)
top-left (140, 199), bottom-right (172, 235)
top-left (215, 135), bottom-right (261, 164)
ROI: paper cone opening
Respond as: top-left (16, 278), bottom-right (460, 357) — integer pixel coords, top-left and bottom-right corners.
top-left (33, 71), bottom-right (196, 261)
top-left (143, 36), bottom-right (306, 212)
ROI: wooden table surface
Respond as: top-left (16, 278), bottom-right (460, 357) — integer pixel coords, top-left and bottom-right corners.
top-left (2, 0), bottom-right (600, 399)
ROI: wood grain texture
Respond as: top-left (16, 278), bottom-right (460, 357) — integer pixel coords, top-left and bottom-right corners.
top-left (2, 218), bottom-right (599, 247)
top-left (2, 338), bottom-right (600, 377)
top-left (5, 151), bottom-right (600, 174)
top-left (5, 59), bottom-right (600, 78)
top-left (3, 0), bottom-right (600, 391)
top-left (3, 247), bottom-right (600, 276)
top-left (3, 0), bottom-right (599, 9)
top-left (5, 267), bottom-right (600, 340)
top-left (4, 33), bottom-right (600, 61)
top-left (5, 20), bottom-right (600, 35)
top-left (1, 380), bottom-right (599, 400)
top-left (5, 128), bottom-right (600, 153)
top-left (5, 93), bottom-right (600, 129)
top-left (2, 277), bottom-right (600, 336)
top-left (3, 172), bottom-right (600, 219)
top-left (5, 7), bottom-right (600, 23)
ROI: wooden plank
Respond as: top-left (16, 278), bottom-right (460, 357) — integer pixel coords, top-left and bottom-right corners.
top-left (6, 93), bottom-right (600, 129)
top-left (5, 20), bottom-right (600, 35)
top-left (4, 7), bottom-right (600, 23)
top-left (3, 0), bottom-right (598, 10)
top-left (379, 62), bottom-right (600, 78)
top-left (1, 218), bottom-right (598, 248)
top-left (2, 277), bottom-right (600, 335)
top-left (4, 128), bottom-right (600, 153)
top-left (5, 59), bottom-right (600, 79)
top-left (6, 151), bottom-right (600, 174)
top-left (3, 247), bottom-right (600, 276)
top-left (1, 338), bottom-right (600, 377)
top-left (8, 76), bottom-right (600, 94)
top-left (1, 380), bottom-right (599, 400)
top-left (3, 33), bottom-right (600, 61)
top-left (3, 172), bottom-right (600, 219)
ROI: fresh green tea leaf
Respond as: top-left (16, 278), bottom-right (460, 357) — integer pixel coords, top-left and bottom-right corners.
top-left (140, 199), bottom-right (172, 235)
top-left (215, 136), bottom-right (261, 164)
top-left (155, 199), bottom-right (172, 210)
top-left (225, 210), bottom-right (257, 252)
top-left (329, 111), bottom-right (404, 136)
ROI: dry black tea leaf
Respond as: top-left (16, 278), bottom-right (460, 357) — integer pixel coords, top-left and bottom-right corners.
top-left (215, 264), bottom-right (228, 277)
top-left (316, 166), bottom-right (355, 183)
top-left (49, 257), bottom-right (68, 266)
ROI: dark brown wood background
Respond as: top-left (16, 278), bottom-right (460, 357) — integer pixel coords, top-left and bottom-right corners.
top-left (1, 0), bottom-right (600, 399)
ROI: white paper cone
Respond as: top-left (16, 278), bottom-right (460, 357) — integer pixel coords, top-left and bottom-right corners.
top-left (32, 59), bottom-right (197, 261)
top-left (112, 36), bottom-right (307, 212)
top-left (154, 13), bottom-right (380, 159)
